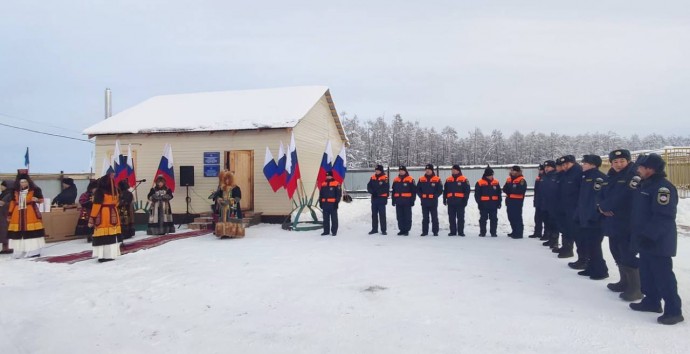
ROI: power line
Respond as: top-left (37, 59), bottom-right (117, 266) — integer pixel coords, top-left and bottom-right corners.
top-left (0, 122), bottom-right (94, 143)
top-left (0, 112), bottom-right (83, 135)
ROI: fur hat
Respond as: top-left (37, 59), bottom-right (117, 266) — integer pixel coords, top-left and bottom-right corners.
top-left (609, 149), bottom-right (631, 162)
top-left (326, 170), bottom-right (333, 177)
top-left (511, 165), bottom-right (521, 172)
top-left (451, 164), bottom-right (461, 172)
top-left (425, 164), bottom-right (434, 171)
top-left (375, 165), bottom-right (384, 172)
top-left (398, 165), bottom-right (407, 172)
top-left (638, 153), bottom-right (666, 172)
top-left (483, 166), bottom-right (494, 177)
top-left (582, 154), bottom-right (603, 167)
top-left (558, 155), bottom-right (576, 164)
top-left (62, 178), bottom-right (74, 186)
top-left (544, 160), bottom-right (557, 168)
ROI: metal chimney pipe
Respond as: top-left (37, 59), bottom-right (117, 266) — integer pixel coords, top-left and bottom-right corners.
top-left (105, 88), bottom-right (112, 119)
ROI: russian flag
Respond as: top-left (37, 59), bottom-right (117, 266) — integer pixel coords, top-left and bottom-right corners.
top-left (263, 147), bottom-right (283, 192)
top-left (285, 132), bottom-right (301, 199)
top-left (126, 144), bottom-right (137, 187)
top-left (101, 156), bottom-right (112, 177)
top-left (113, 140), bottom-right (128, 183)
top-left (332, 145), bottom-right (347, 183)
top-left (276, 141), bottom-right (287, 189)
top-left (316, 140), bottom-right (333, 186)
top-left (154, 143), bottom-right (175, 192)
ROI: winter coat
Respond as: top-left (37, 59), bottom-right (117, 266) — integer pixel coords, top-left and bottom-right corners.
top-left (391, 174), bottom-right (416, 207)
top-left (574, 168), bottom-right (606, 228)
top-left (319, 180), bottom-right (342, 210)
top-left (598, 164), bottom-right (636, 237)
top-left (630, 172), bottom-right (678, 257)
top-left (502, 175), bottom-right (527, 206)
top-left (367, 173), bottom-right (390, 205)
top-left (53, 184), bottom-right (78, 206)
top-left (558, 164), bottom-right (583, 217)
top-left (417, 174), bottom-right (443, 207)
top-left (443, 174), bottom-right (471, 207)
top-left (474, 177), bottom-right (502, 209)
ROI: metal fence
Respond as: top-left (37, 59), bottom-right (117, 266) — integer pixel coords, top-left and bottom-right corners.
top-left (343, 165), bottom-right (540, 198)
top-left (600, 147), bottom-right (690, 198)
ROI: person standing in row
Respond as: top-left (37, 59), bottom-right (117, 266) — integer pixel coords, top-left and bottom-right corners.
top-left (540, 161), bottom-right (560, 248)
top-left (555, 155), bottom-right (582, 259)
top-left (319, 171), bottom-right (341, 236)
top-left (88, 176), bottom-right (122, 263)
top-left (75, 179), bottom-right (97, 242)
top-left (503, 165), bottom-right (527, 239)
top-left (598, 149), bottom-right (642, 301)
top-left (367, 165), bottom-right (389, 235)
top-left (572, 155), bottom-right (608, 279)
top-left (6, 171), bottom-right (46, 258)
top-left (118, 180), bottom-right (136, 240)
top-left (147, 176), bottom-right (175, 235)
top-left (0, 181), bottom-right (15, 254)
top-left (392, 166), bottom-right (416, 236)
top-left (530, 164), bottom-right (545, 238)
top-left (417, 164), bottom-right (443, 236)
top-left (444, 165), bottom-right (470, 236)
top-left (629, 153), bottom-right (683, 325)
top-left (475, 166), bottom-right (501, 237)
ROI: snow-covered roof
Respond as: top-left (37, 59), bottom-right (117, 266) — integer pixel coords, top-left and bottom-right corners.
top-left (83, 86), bottom-right (342, 137)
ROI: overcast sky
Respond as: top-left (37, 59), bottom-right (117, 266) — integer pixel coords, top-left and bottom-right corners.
top-left (1, 0), bottom-right (689, 172)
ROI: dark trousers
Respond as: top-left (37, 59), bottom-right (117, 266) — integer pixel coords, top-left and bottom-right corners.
top-left (506, 202), bottom-right (524, 236)
top-left (639, 254), bottom-right (683, 316)
top-left (447, 204), bottom-right (466, 234)
top-left (533, 207), bottom-right (544, 236)
top-left (396, 205), bottom-right (412, 233)
top-left (559, 215), bottom-right (578, 255)
top-left (322, 208), bottom-right (338, 234)
top-left (581, 227), bottom-right (608, 276)
top-left (421, 205), bottom-right (439, 234)
top-left (609, 232), bottom-right (639, 268)
top-left (371, 203), bottom-right (387, 232)
top-left (479, 208), bottom-right (498, 235)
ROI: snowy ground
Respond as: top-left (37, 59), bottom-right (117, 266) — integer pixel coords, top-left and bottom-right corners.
top-left (1, 197), bottom-right (689, 354)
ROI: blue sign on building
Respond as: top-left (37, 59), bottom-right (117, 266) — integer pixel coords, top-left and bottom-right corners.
top-left (204, 152), bottom-right (221, 165)
top-left (204, 164), bottom-right (221, 177)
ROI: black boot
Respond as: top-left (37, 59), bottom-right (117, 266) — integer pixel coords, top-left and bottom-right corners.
top-left (568, 259), bottom-right (588, 270)
top-left (658, 314), bottom-right (685, 325)
top-left (630, 301), bottom-right (663, 313)
top-left (368, 230), bottom-right (378, 235)
top-left (381, 231), bottom-right (387, 235)
top-left (558, 249), bottom-right (574, 258)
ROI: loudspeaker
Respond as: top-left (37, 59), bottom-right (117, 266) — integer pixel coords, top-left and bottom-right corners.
top-left (180, 166), bottom-right (195, 186)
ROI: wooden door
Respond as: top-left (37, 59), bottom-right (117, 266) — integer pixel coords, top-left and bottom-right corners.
top-left (227, 150), bottom-right (254, 211)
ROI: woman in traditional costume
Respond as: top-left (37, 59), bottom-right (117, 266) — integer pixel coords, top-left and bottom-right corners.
top-left (212, 171), bottom-right (243, 221)
top-left (118, 180), bottom-right (136, 240)
top-left (88, 176), bottom-right (122, 262)
top-left (147, 176), bottom-right (174, 235)
top-left (0, 180), bottom-right (15, 254)
top-left (7, 171), bottom-right (46, 258)
top-left (75, 179), bottom-right (97, 241)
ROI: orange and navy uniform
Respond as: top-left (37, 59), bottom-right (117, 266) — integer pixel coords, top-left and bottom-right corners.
top-left (444, 175), bottom-right (471, 206)
top-left (319, 180), bottom-right (342, 209)
top-left (391, 174), bottom-right (416, 206)
top-left (367, 173), bottom-right (390, 205)
top-left (474, 177), bottom-right (502, 208)
top-left (417, 174), bottom-right (443, 206)
top-left (503, 175), bottom-right (527, 205)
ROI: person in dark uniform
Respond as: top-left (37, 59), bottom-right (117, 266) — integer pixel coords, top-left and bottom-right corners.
top-left (529, 164), bottom-right (545, 238)
top-left (572, 154), bottom-right (608, 279)
top-left (444, 164), bottom-right (471, 236)
top-left (391, 166), bottom-right (416, 236)
top-left (417, 164), bottom-right (443, 236)
top-left (53, 178), bottom-right (78, 206)
top-left (555, 155), bottom-right (582, 259)
top-left (474, 166), bottom-right (501, 237)
top-left (503, 165), bottom-right (527, 239)
top-left (629, 153), bottom-right (683, 325)
top-left (319, 171), bottom-right (341, 236)
top-left (367, 165), bottom-right (389, 235)
top-left (599, 149), bottom-right (642, 301)
top-left (541, 160), bottom-right (561, 248)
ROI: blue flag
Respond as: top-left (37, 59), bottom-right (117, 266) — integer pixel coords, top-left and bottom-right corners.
top-left (24, 147), bottom-right (29, 168)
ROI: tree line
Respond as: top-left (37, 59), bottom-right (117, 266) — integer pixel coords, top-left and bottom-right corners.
top-left (341, 113), bottom-right (690, 168)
